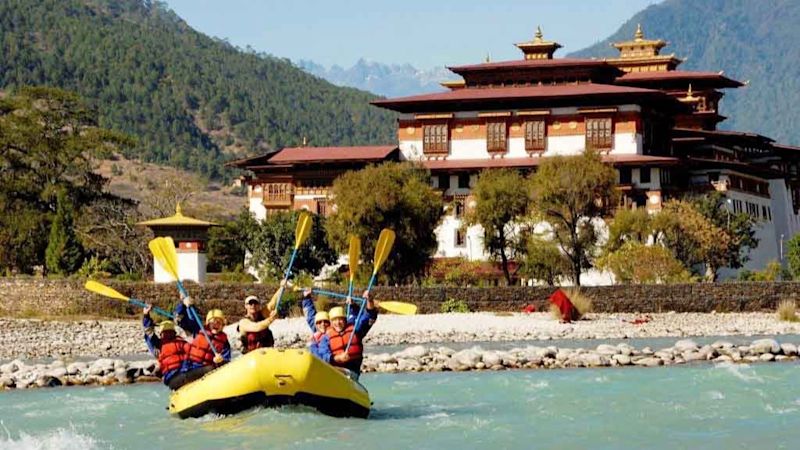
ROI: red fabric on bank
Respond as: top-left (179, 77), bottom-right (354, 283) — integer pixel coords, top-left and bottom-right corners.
top-left (549, 289), bottom-right (576, 323)
top-left (522, 304), bottom-right (536, 314)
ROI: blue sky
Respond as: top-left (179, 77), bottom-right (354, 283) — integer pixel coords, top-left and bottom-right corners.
top-left (163, 0), bottom-right (663, 69)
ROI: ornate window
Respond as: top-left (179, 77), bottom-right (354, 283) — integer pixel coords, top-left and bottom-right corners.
top-left (524, 120), bottom-right (546, 152)
top-left (486, 121), bottom-right (507, 153)
top-left (423, 124), bottom-right (449, 155)
top-left (585, 117), bottom-right (613, 151)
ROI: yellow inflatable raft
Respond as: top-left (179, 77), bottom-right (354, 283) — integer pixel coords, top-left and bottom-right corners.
top-left (169, 348), bottom-right (371, 419)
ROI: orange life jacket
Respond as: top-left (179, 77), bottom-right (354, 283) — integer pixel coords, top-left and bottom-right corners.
top-left (158, 335), bottom-right (189, 374)
top-left (240, 313), bottom-right (274, 354)
top-left (326, 325), bottom-right (362, 363)
top-left (188, 330), bottom-right (228, 366)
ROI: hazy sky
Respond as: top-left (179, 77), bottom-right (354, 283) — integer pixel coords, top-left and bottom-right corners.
top-left (163, 0), bottom-right (663, 69)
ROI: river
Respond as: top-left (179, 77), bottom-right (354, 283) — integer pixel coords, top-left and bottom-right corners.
top-left (1, 362), bottom-right (799, 449)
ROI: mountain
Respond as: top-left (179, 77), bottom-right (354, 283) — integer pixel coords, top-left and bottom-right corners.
top-left (570, 0), bottom-right (800, 145)
top-left (298, 59), bottom-right (453, 98)
top-left (0, 0), bottom-right (395, 179)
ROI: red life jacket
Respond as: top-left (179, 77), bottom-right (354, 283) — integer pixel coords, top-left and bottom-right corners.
top-left (158, 335), bottom-right (189, 374)
top-left (311, 331), bottom-right (325, 344)
top-left (188, 330), bottom-right (228, 366)
top-left (326, 325), bottom-right (362, 363)
top-left (239, 313), bottom-right (275, 354)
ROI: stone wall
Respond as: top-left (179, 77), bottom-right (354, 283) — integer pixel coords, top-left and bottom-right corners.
top-left (1, 279), bottom-right (798, 319)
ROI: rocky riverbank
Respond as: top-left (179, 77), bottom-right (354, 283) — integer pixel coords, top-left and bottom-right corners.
top-left (1, 337), bottom-right (798, 390)
top-left (3, 312), bottom-right (800, 360)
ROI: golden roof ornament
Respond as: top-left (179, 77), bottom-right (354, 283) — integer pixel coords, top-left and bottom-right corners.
top-left (635, 23), bottom-right (644, 41)
top-left (679, 84), bottom-right (700, 103)
top-left (534, 26), bottom-right (544, 42)
top-left (175, 202), bottom-right (183, 216)
top-left (485, 53), bottom-right (491, 63)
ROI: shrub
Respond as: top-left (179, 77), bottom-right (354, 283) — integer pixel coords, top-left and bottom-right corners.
top-left (776, 299), bottom-right (799, 322)
top-left (564, 288), bottom-right (592, 318)
top-left (215, 265), bottom-right (257, 283)
top-left (440, 298), bottom-right (471, 313)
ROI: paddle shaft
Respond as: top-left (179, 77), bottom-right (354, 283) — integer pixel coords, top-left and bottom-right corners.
top-left (345, 271), bottom-right (378, 353)
top-left (274, 247), bottom-right (299, 313)
top-left (129, 298), bottom-right (173, 319)
top-left (166, 255), bottom-right (220, 359)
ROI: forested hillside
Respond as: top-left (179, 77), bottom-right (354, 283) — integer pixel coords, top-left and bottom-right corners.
top-left (0, 0), bottom-right (395, 179)
top-left (571, 0), bottom-right (800, 145)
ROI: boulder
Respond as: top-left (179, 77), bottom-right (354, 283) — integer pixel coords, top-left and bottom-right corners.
top-left (780, 343), bottom-right (798, 357)
top-left (711, 340), bottom-right (734, 350)
top-left (759, 353), bottom-right (775, 362)
top-left (88, 359), bottom-right (114, 376)
top-left (395, 345), bottom-right (428, 360)
top-left (66, 362), bottom-right (88, 375)
top-left (750, 339), bottom-right (780, 355)
top-left (674, 339), bottom-right (699, 352)
top-left (633, 357), bottom-right (663, 367)
top-left (595, 344), bottom-right (619, 356)
top-left (482, 351), bottom-right (504, 367)
top-left (48, 367), bottom-right (68, 378)
top-left (612, 354), bottom-right (632, 366)
top-left (452, 348), bottom-right (482, 368)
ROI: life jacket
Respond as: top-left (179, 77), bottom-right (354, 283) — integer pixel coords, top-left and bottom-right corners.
top-left (240, 313), bottom-right (274, 354)
top-left (188, 330), bottom-right (228, 366)
top-left (158, 335), bottom-right (189, 375)
top-left (326, 325), bottom-right (363, 363)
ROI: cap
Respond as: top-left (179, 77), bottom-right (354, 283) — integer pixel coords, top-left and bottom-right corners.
top-left (244, 295), bottom-right (260, 306)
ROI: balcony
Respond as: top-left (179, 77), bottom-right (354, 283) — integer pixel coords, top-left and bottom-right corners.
top-left (262, 183), bottom-right (294, 207)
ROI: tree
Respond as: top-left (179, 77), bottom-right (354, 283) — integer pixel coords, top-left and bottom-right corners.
top-left (465, 169), bottom-right (530, 284)
top-left (529, 152), bottom-right (618, 285)
top-left (690, 192), bottom-right (758, 271)
top-left (786, 234), bottom-right (800, 280)
top-left (604, 207), bottom-right (653, 253)
top-left (207, 209), bottom-right (258, 272)
top-left (654, 200), bottom-right (731, 281)
top-left (45, 190), bottom-right (84, 275)
top-left (0, 87), bottom-right (131, 273)
top-left (246, 211), bottom-right (336, 281)
top-left (325, 162), bottom-right (443, 283)
top-left (597, 241), bottom-right (694, 284)
top-left (520, 235), bottom-right (571, 286)
top-left (140, 175), bottom-right (204, 218)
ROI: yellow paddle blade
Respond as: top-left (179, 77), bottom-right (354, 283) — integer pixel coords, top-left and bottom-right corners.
top-left (378, 301), bottom-right (417, 315)
top-left (372, 228), bottom-right (396, 275)
top-left (348, 235), bottom-right (361, 282)
top-left (148, 238), bottom-right (172, 277)
top-left (156, 237), bottom-right (181, 280)
top-left (84, 280), bottom-right (129, 301)
top-left (294, 212), bottom-right (312, 250)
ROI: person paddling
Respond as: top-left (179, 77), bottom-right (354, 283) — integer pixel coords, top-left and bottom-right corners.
top-left (173, 293), bottom-right (201, 337)
top-left (238, 295), bottom-right (279, 353)
top-left (143, 305), bottom-right (191, 390)
top-left (300, 289), bottom-right (333, 362)
top-left (180, 309), bottom-right (231, 384)
top-left (326, 291), bottom-right (378, 379)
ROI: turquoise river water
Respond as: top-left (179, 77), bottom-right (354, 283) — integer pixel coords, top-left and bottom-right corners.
top-left (1, 362), bottom-right (799, 449)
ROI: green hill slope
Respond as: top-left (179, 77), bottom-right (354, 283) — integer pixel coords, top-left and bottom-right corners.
top-left (570, 0), bottom-right (800, 145)
top-left (0, 0), bottom-right (395, 178)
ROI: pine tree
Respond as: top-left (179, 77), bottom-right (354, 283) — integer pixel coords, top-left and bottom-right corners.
top-left (45, 190), bottom-right (84, 275)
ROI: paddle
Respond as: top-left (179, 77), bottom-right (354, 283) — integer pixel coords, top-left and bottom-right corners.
top-left (274, 211), bottom-right (312, 314)
top-left (309, 288), bottom-right (417, 315)
top-left (345, 229), bottom-right (396, 352)
top-left (148, 236), bottom-right (220, 360)
top-left (346, 235), bottom-right (361, 317)
top-left (84, 280), bottom-right (174, 319)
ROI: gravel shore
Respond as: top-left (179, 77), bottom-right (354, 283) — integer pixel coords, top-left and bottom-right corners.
top-left (3, 311), bottom-right (800, 361)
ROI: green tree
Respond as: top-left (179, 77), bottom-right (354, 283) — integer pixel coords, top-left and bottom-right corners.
top-left (465, 169), bottom-right (530, 284)
top-left (207, 209), bottom-right (258, 272)
top-left (0, 87), bottom-right (131, 273)
top-left (325, 162), bottom-right (443, 283)
top-left (690, 192), bottom-right (758, 271)
top-left (45, 190), bottom-right (84, 275)
top-left (604, 207), bottom-right (653, 253)
top-left (520, 235), bottom-right (571, 286)
top-left (529, 152), bottom-right (618, 285)
top-left (246, 211), bottom-right (336, 281)
top-left (597, 241), bottom-right (694, 284)
top-left (786, 234), bottom-right (800, 280)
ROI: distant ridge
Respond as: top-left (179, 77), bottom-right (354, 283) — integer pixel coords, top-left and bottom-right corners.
top-left (0, 0), bottom-right (395, 179)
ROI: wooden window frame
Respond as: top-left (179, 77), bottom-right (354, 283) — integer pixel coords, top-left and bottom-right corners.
top-left (585, 117), bottom-right (613, 152)
top-left (524, 119), bottom-right (546, 153)
top-left (454, 228), bottom-right (466, 248)
top-left (486, 120), bottom-right (508, 154)
top-left (423, 123), bottom-right (449, 155)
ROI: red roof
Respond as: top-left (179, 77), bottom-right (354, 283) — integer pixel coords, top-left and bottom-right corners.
top-left (268, 146), bottom-right (398, 164)
top-left (618, 71), bottom-right (744, 88)
top-left (372, 84), bottom-right (671, 112)
top-left (423, 154), bottom-right (679, 171)
top-left (448, 58), bottom-right (609, 73)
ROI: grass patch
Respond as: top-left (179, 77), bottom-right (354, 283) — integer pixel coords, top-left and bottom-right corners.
top-left (776, 299), bottom-right (799, 322)
top-left (565, 288), bottom-right (593, 318)
top-left (440, 298), bottom-right (471, 313)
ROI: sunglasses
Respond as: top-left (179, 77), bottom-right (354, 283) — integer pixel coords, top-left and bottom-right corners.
top-left (316, 320), bottom-right (331, 325)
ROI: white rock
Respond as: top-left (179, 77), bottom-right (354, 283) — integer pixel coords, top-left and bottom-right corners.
top-left (750, 339), bottom-right (780, 354)
top-left (780, 343), bottom-right (797, 356)
top-left (612, 354), bottom-right (631, 365)
top-left (453, 348), bottom-right (482, 367)
top-left (395, 345), bottom-right (428, 359)
top-left (482, 351), bottom-right (503, 367)
top-left (674, 339), bottom-right (699, 352)
top-left (595, 344), bottom-right (619, 355)
top-left (759, 353), bottom-right (775, 362)
top-left (633, 357), bottom-right (663, 367)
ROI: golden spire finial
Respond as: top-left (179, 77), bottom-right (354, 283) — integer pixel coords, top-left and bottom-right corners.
top-left (534, 26), bottom-right (543, 42)
top-left (302, 136), bottom-right (307, 146)
top-left (686, 84), bottom-right (694, 97)
top-left (635, 23), bottom-right (644, 40)
top-left (175, 202), bottom-right (183, 216)
top-left (485, 53), bottom-right (491, 63)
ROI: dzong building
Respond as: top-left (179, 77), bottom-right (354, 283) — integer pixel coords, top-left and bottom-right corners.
top-left (230, 26), bottom-right (800, 283)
